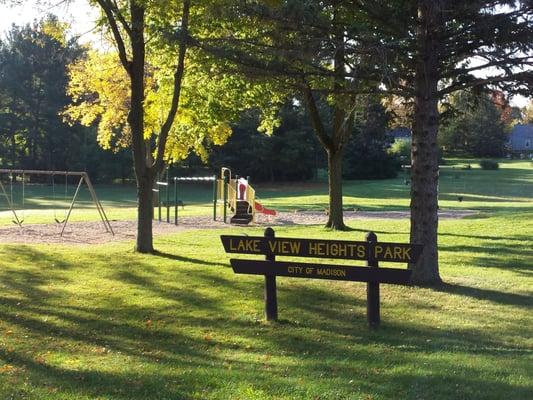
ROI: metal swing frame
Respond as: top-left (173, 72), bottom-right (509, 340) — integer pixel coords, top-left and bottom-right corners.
top-left (0, 169), bottom-right (114, 236)
top-left (51, 173), bottom-right (68, 225)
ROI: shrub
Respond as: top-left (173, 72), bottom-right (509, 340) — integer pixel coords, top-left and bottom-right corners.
top-left (479, 160), bottom-right (499, 170)
top-left (389, 138), bottom-right (411, 164)
top-left (389, 138), bottom-right (445, 165)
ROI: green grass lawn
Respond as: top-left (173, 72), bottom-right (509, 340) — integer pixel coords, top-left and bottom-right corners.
top-left (0, 159), bottom-right (531, 399)
top-left (0, 217), bottom-right (531, 399)
top-left (0, 159), bottom-right (531, 225)
top-left (260, 159), bottom-right (533, 213)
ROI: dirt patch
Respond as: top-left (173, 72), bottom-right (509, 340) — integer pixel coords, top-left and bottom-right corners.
top-left (0, 209), bottom-right (477, 245)
top-left (0, 218), bottom-right (223, 245)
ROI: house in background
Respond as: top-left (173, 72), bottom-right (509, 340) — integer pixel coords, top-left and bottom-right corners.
top-left (508, 124), bottom-right (533, 157)
top-left (388, 127), bottom-right (411, 141)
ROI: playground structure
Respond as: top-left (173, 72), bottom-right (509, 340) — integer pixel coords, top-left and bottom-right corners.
top-left (0, 169), bottom-right (114, 236)
top-left (217, 167), bottom-right (276, 224)
top-left (154, 167), bottom-right (276, 225)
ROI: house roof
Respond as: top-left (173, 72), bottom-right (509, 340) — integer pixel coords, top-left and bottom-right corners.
top-left (388, 127), bottom-right (411, 139)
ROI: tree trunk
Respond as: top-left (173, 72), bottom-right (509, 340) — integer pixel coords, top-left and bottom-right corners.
top-left (128, 2), bottom-right (154, 253)
top-left (409, 0), bottom-right (442, 285)
top-left (136, 170), bottom-right (155, 253)
top-left (302, 8), bottom-right (350, 231)
top-left (95, 0), bottom-right (189, 253)
top-left (325, 149), bottom-right (346, 230)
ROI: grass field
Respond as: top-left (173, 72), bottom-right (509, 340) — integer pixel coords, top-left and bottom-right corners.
top-left (0, 159), bottom-right (531, 399)
top-left (0, 159), bottom-right (531, 225)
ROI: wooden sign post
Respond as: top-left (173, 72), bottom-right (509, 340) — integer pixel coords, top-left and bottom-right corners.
top-left (264, 227), bottom-right (277, 321)
top-left (220, 228), bottom-right (423, 328)
top-left (365, 231), bottom-right (379, 328)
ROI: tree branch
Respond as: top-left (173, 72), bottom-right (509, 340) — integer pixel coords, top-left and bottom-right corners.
top-left (110, 0), bottom-right (133, 37)
top-left (302, 83), bottom-right (332, 151)
top-left (443, 56), bottom-right (533, 78)
top-left (95, 0), bottom-right (131, 72)
top-left (154, 0), bottom-right (191, 173)
top-left (439, 70), bottom-right (533, 96)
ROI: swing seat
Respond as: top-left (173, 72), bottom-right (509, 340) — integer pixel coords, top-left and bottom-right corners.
top-left (54, 218), bottom-right (66, 224)
top-left (12, 219), bottom-right (23, 226)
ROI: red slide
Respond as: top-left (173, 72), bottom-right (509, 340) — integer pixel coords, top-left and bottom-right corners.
top-left (255, 201), bottom-right (277, 216)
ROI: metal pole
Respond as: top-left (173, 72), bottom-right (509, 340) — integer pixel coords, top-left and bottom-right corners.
top-left (158, 175), bottom-right (162, 222)
top-left (366, 231), bottom-right (380, 328)
top-left (60, 176), bottom-right (84, 236)
top-left (152, 189), bottom-right (157, 220)
top-left (212, 174), bottom-right (217, 221)
top-left (84, 173), bottom-right (114, 235)
top-left (175, 178), bottom-right (179, 225)
top-left (166, 170), bottom-right (170, 223)
top-left (223, 175), bottom-right (228, 223)
top-left (0, 179), bottom-right (22, 226)
top-left (174, 177), bottom-right (178, 225)
top-left (0, 169), bottom-right (86, 176)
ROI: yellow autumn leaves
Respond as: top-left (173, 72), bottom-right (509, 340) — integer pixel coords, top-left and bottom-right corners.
top-left (63, 46), bottom-right (284, 163)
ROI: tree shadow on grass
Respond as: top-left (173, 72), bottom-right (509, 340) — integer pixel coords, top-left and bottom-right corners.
top-left (0, 245), bottom-right (531, 400)
top-left (0, 245), bottom-right (73, 301)
top-left (153, 250), bottom-right (227, 268)
top-left (439, 232), bottom-right (532, 242)
top-left (432, 283), bottom-right (532, 309)
top-left (440, 243), bottom-right (532, 259)
top-left (348, 227), bottom-right (410, 235)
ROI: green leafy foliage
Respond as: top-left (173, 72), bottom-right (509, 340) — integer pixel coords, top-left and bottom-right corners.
top-left (0, 17), bottom-right (133, 182)
top-left (389, 138), bottom-right (411, 164)
top-left (440, 92), bottom-right (509, 157)
top-left (0, 16), bottom-right (83, 170)
top-left (343, 101), bottom-right (400, 180)
top-left (209, 104), bottom-right (318, 182)
top-left (63, 1), bottom-right (285, 165)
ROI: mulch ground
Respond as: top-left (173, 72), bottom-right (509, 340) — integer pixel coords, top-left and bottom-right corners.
top-left (0, 209), bottom-right (476, 245)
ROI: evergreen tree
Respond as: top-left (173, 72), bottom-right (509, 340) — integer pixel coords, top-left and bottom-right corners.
top-left (209, 104), bottom-right (317, 182)
top-left (0, 16), bottom-right (85, 171)
top-left (440, 92), bottom-right (509, 157)
top-left (343, 101), bottom-right (399, 180)
top-left (355, 0), bottom-right (533, 283)
top-left (405, 1), bottom-right (532, 283)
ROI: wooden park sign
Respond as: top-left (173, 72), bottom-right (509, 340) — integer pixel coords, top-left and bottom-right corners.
top-left (220, 228), bottom-right (423, 328)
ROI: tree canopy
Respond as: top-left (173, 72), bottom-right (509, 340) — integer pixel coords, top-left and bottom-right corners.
top-left (440, 91), bottom-right (509, 157)
top-left (0, 16), bottom-right (84, 170)
top-left (63, 48), bottom-right (282, 163)
top-left (65, 0), bottom-right (287, 252)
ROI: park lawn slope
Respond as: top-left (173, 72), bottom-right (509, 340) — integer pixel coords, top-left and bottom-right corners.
top-left (0, 212), bottom-right (531, 400)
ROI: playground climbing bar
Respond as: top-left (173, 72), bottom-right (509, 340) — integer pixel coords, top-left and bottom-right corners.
top-left (155, 175), bottom-right (218, 226)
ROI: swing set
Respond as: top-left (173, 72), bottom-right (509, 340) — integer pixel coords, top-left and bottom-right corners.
top-left (0, 169), bottom-right (114, 236)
